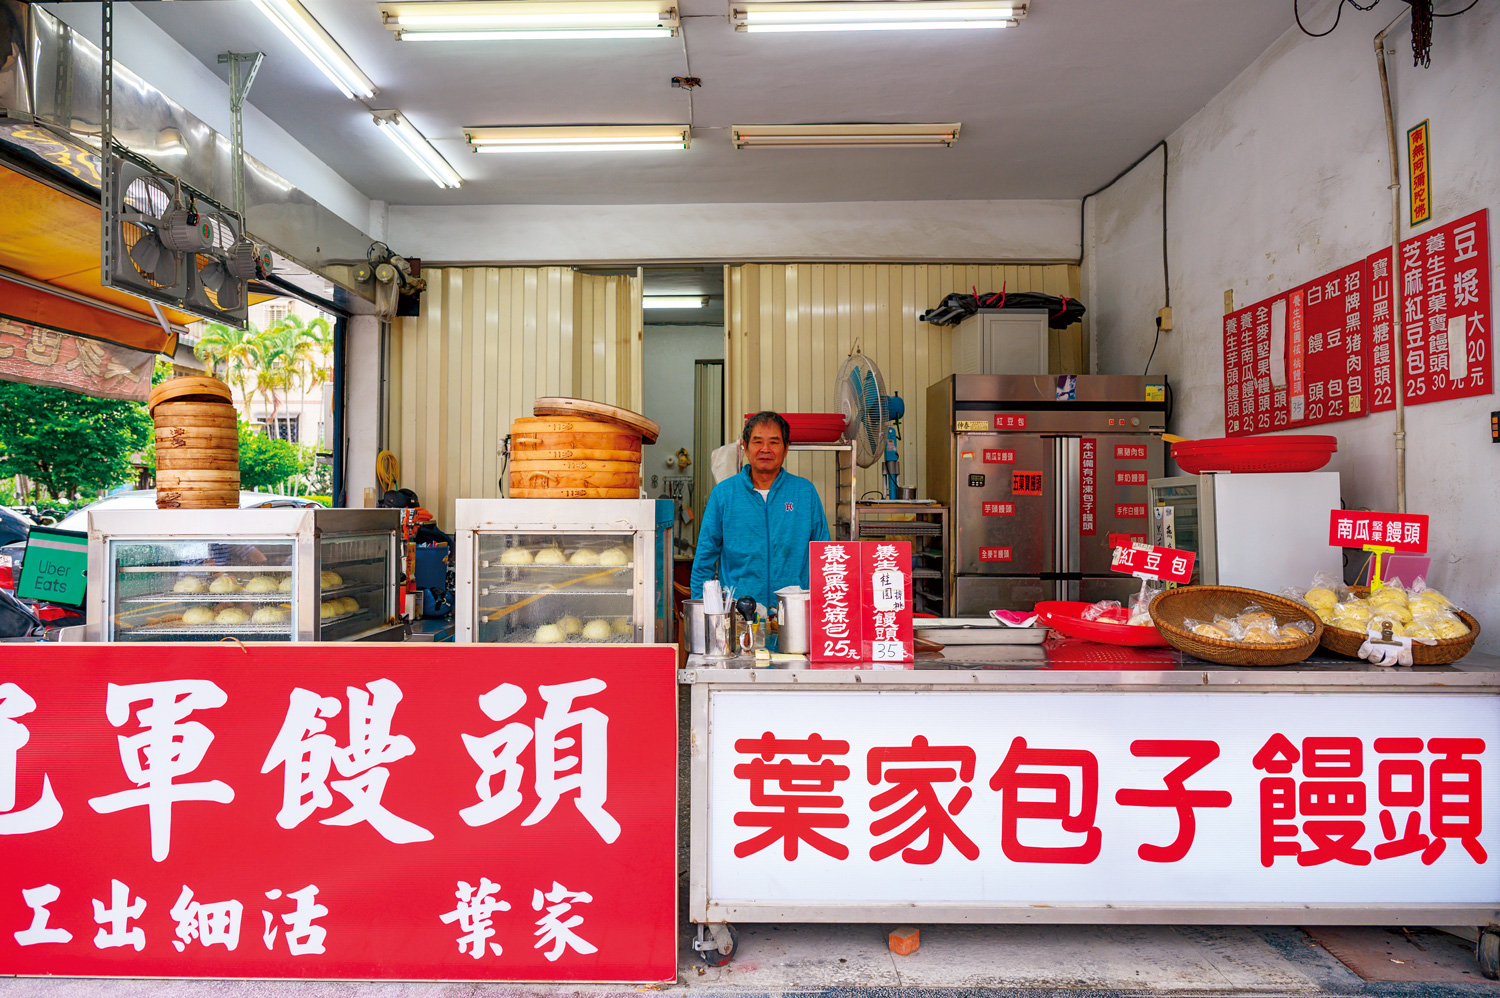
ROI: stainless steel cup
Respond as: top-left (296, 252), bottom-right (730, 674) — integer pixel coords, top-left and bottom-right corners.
top-left (703, 611), bottom-right (736, 659)
top-left (683, 599), bottom-right (707, 655)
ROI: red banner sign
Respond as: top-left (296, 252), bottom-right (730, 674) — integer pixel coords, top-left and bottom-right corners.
top-left (978, 547), bottom-right (1013, 562)
top-left (1329, 510), bottom-right (1430, 553)
top-left (1115, 504), bottom-right (1147, 519)
top-left (1371, 209), bottom-right (1491, 411)
top-left (982, 449), bottom-right (1016, 464)
top-left (992, 415), bottom-right (1028, 430)
top-left (1111, 542), bottom-right (1196, 584)
top-left (1011, 471), bottom-right (1044, 496)
top-left (0, 644), bottom-right (677, 982)
top-left (981, 502), bottom-right (1014, 517)
top-left (1115, 444), bottom-right (1148, 460)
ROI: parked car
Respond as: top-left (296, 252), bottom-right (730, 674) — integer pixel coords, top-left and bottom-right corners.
top-left (0, 506), bottom-right (31, 547)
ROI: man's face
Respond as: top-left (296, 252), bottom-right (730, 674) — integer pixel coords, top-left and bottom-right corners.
top-left (746, 422), bottom-right (788, 477)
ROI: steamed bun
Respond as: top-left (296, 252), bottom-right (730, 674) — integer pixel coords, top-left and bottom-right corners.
top-left (613, 617), bottom-right (634, 636)
top-left (209, 574), bottom-right (241, 594)
top-left (533, 548), bottom-right (565, 566)
top-left (500, 547), bottom-right (534, 566)
top-left (582, 619), bottom-right (613, 641)
top-left (173, 576), bottom-right (206, 594)
top-left (278, 576), bottom-right (294, 592)
top-left (534, 623), bottom-right (566, 643)
top-left (252, 606), bottom-right (288, 624)
top-left (244, 575), bottom-right (280, 594)
top-left (599, 547), bottom-right (630, 567)
top-left (320, 570), bottom-right (343, 587)
top-left (569, 548), bottom-right (600, 566)
top-left (557, 615), bottom-right (582, 637)
top-left (182, 606), bottom-right (216, 626)
top-left (319, 601), bottom-right (338, 620)
top-left (215, 608), bottom-right (249, 625)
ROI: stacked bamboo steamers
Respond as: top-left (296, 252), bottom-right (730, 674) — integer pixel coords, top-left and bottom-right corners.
top-left (148, 376), bottom-right (240, 509)
top-left (509, 398), bottom-right (660, 498)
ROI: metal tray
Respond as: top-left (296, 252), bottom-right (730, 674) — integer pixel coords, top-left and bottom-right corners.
top-left (913, 618), bottom-right (1049, 645)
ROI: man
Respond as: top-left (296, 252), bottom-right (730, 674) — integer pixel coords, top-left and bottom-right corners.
top-left (691, 411), bottom-right (830, 613)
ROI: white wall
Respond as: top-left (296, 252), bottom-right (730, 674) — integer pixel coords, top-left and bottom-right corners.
top-left (344, 315), bottom-right (383, 508)
top-left (1084, 0), bottom-right (1500, 651)
top-left (640, 324), bottom-right (725, 490)
top-left (42, 2), bottom-right (373, 234)
top-left (387, 200), bottom-right (1080, 265)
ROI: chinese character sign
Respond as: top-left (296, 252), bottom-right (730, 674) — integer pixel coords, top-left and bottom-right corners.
top-left (1370, 209), bottom-right (1492, 411)
top-left (705, 691), bottom-right (1500, 906)
top-left (0, 644), bottom-right (677, 982)
top-left (810, 542), bottom-right (861, 663)
top-left (1079, 438), bottom-right (1097, 538)
top-left (1111, 543), bottom-right (1196, 585)
top-left (860, 542), bottom-right (913, 664)
top-left (1328, 510), bottom-right (1429, 553)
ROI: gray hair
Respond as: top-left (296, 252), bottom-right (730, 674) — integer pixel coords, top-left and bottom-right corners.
top-left (741, 410), bottom-right (790, 447)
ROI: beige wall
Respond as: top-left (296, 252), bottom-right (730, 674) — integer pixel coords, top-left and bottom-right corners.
top-left (725, 263), bottom-right (1083, 515)
top-left (389, 266), bottom-right (641, 526)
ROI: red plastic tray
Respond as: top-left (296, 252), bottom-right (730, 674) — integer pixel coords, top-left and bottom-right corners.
top-left (1034, 600), bottom-right (1171, 647)
top-left (1172, 435), bottom-right (1336, 474)
top-left (745, 412), bottom-right (848, 443)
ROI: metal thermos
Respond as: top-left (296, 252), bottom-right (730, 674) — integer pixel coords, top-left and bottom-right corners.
top-left (776, 590), bottom-right (812, 654)
top-left (683, 598), bottom-right (707, 654)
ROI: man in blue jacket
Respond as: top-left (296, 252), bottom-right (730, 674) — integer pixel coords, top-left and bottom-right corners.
top-left (691, 411), bottom-right (830, 613)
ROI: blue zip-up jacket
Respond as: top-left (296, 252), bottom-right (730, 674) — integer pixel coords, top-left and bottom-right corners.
top-left (690, 465), bottom-right (831, 610)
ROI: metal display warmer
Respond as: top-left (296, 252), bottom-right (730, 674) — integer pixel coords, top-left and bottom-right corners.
top-left (85, 508), bottom-right (402, 642)
top-left (455, 499), bottom-right (672, 644)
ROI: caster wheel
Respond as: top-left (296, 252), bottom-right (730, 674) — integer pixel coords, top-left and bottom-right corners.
top-left (696, 924), bottom-right (738, 967)
top-left (1478, 930), bottom-right (1500, 980)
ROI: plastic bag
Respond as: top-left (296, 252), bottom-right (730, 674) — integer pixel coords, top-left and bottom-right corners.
top-left (1409, 576), bottom-right (1464, 614)
top-left (1184, 617), bottom-right (1231, 641)
top-left (1080, 600), bottom-right (1122, 622)
top-left (1127, 579), bottom-right (1163, 626)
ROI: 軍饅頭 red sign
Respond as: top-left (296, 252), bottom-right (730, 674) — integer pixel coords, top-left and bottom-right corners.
top-left (0, 643), bottom-right (677, 982)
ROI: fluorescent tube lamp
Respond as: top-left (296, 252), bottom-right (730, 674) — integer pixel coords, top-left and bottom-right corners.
top-left (250, 0), bottom-right (377, 98)
top-left (732, 0), bottom-right (1023, 32)
top-left (379, 1), bottom-right (679, 39)
top-left (464, 125), bottom-right (690, 153)
top-left (643, 296), bottom-right (707, 309)
top-left (374, 113), bottom-right (464, 188)
top-left (731, 123), bottom-right (960, 148)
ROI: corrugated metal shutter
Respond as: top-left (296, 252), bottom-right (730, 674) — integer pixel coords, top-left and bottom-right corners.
top-left (389, 266), bottom-right (640, 525)
top-left (724, 263), bottom-right (1083, 514)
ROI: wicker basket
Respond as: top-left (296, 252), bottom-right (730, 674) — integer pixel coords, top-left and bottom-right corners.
top-left (1317, 586), bottom-right (1482, 665)
top-left (1149, 585), bottom-right (1324, 666)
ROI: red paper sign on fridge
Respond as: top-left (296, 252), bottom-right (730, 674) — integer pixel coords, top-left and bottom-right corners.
top-left (1110, 543), bottom-right (1196, 584)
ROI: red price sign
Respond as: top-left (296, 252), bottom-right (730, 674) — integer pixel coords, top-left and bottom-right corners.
top-left (1329, 510), bottom-right (1429, 552)
top-left (1111, 543), bottom-right (1196, 584)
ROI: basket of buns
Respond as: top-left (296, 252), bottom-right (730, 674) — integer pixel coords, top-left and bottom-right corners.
top-left (1297, 578), bottom-right (1480, 665)
top-left (1149, 586), bottom-right (1323, 666)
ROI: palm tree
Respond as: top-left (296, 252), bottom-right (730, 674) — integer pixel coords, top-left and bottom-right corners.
top-left (194, 321), bottom-right (260, 420)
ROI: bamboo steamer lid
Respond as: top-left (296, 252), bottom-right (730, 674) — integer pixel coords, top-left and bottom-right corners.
top-left (510, 486), bottom-right (642, 499)
top-left (509, 459), bottom-right (641, 475)
top-left (511, 470), bottom-right (640, 492)
top-left (507, 446), bottom-right (642, 463)
top-left (148, 376), bottom-right (233, 412)
top-left (531, 397), bottom-right (660, 444)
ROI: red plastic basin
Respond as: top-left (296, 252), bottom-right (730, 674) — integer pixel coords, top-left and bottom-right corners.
top-left (1034, 600), bottom-right (1171, 647)
top-left (1172, 435), bottom-right (1337, 474)
top-left (745, 412), bottom-right (848, 443)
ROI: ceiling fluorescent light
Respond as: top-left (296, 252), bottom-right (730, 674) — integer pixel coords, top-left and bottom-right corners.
top-left (250, 0), bottom-right (377, 98)
top-left (465, 125), bottom-right (690, 153)
top-left (380, 1), bottom-right (679, 40)
top-left (374, 112), bottom-right (464, 188)
top-left (732, 123), bottom-right (960, 149)
top-left (732, 0), bottom-right (1023, 32)
top-left (643, 296), bottom-right (707, 309)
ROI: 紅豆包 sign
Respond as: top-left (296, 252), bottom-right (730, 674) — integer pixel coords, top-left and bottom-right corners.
top-left (0, 644), bottom-right (677, 982)
top-left (1110, 542), bottom-right (1195, 585)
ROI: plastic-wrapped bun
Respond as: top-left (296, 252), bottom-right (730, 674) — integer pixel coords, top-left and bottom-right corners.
top-left (1434, 614), bottom-right (1471, 639)
top-left (557, 615), bottom-right (583, 637)
top-left (582, 619), bottom-right (613, 641)
top-left (244, 575), bottom-right (279, 594)
top-left (599, 547), bottom-right (630, 567)
top-left (215, 608), bottom-right (249, 625)
top-left (1190, 622), bottom-right (1231, 640)
top-left (534, 623), bottom-right (566, 643)
top-left (320, 570), bottom-right (343, 588)
top-left (173, 576), bottom-right (207, 594)
top-left (209, 574), bottom-right (241, 594)
top-left (1240, 625), bottom-right (1281, 644)
top-left (500, 547), bottom-right (534, 566)
top-left (533, 547), bottom-right (565, 566)
top-left (182, 606), bottom-right (216, 626)
top-left (1304, 587), bottom-right (1338, 610)
top-left (569, 548), bottom-right (601, 566)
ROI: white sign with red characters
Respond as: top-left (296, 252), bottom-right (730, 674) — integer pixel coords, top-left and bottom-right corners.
top-left (1329, 511), bottom-right (1430, 553)
top-left (706, 692), bottom-right (1500, 906)
top-left (1111, 543), bottom-right (1196, 585)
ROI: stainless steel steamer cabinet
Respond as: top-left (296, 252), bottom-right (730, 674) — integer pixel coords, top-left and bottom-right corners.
top-left (86, 508), bottom-right (402, 642)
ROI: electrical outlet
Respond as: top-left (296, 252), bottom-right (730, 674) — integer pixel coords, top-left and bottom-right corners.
top-left (1158, 306), bottom-right (1173, 331)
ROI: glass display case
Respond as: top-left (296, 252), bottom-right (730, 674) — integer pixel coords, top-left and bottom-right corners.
top-left (85, 508), bottom-right (402, 642)
top-left (455, 499), bottom-right (671, 644)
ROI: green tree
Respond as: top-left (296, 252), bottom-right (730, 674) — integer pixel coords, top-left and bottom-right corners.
top-left (0, 382), bottom-right (153, 502)
top-left (194, 321), bottom-right (260, 420)
top-left (237, 418), bottom-right (302, 490)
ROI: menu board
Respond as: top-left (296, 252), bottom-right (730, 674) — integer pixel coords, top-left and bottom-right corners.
top-left (1223, 259), bottom-right (1369, 436)
top-left (1370, 208), bottom-right (1492, 410)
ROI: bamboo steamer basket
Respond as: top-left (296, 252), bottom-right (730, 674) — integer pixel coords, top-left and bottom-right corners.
top-left (509, 446), bottom-right (642, 463)
top-left (1149, 585), bottom-right (1324, 666)
top-left (510, 470), bottom-right (640, 492)
top-left (532, 397), bottom-right (660, 444)
top-left (510, 486), bottom-right (642, 499)
top-left (1316, 585), bottom-right (1482, 665)
top-left (150, 378), bottom-right (239, 509)
top-left (509, 459), bottom-right (641, 475)
top-left (511, 416), bottom-right (643, 454)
